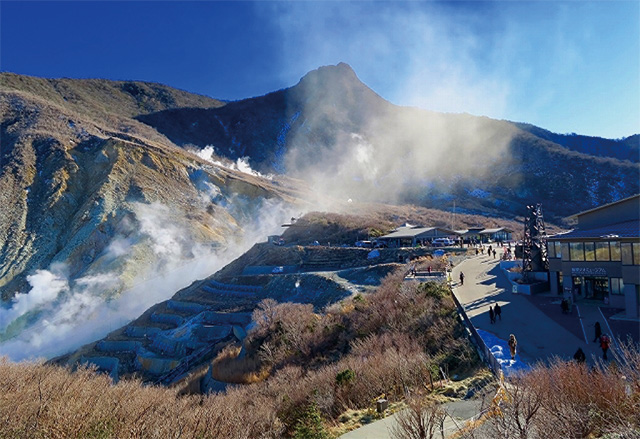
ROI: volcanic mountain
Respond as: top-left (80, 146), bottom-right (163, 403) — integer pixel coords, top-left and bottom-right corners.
top-left (138, 63), bottom-right (639, 219)
top-left (1, 63), bottom-right (638, 359)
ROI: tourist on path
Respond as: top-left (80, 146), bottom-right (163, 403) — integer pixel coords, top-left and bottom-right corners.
top-left (494, 303), bottom-right (502, 320)
top-left (489, 306), bottom-right (495, 324)
top-left (573, 347), bottom-right (586, 363)
top-left (600, 334), bottom-right (611, 360)
top-left (593, 321), bottom-right (602, 342)
top-left (459, 272), bottom-right (465, 286)
top-left (508, 334), bottom-right (518, 359)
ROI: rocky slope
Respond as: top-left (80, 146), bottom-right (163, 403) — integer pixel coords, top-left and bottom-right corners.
top-left (0, 74), bottom-right (308, 359)
top-left (138, 63), bottom-right (639, 220)
top-left (1, 64), bottom-right (637, 361)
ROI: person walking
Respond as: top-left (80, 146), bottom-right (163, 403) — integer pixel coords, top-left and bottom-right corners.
top-left (494, 303), bottom-right (502, 321)
top-left (459, 272), bottom-right (465, 286)
top-left (492, 249), bottom-right (496, 259)
top-left (593, 321), bottom-right (602, 342)
top-left (573, 347), bottom-right (586, 363)
top-left (508, 334), bottom-right (517, 360)
top-left (600, 334), bottom-right (611, 360)
top-left (489, 306), bottom-right (495, 324)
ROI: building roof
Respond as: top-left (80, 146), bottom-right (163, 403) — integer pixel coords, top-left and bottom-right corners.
top-left (455, 227), bottom-right (485, 235)
top-left (479, 227), bottom-right (514, 235)
top-left (568, 194), bottom-right (640, 219)
top-left (379, 227), bottom-right (455, 240)
top-left (547, 219), bottom-right (640, 240)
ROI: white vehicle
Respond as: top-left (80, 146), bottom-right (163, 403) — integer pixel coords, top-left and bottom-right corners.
top-left (432, 238), bottom-right (456, 247)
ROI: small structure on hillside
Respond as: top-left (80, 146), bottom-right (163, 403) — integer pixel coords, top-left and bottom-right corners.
top-left (479, 227), bottom-right (513, 243)
top-left (377, 225), bottom-right (456, 248)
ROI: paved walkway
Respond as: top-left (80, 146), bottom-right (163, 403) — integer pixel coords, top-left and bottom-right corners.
top-left (339, 398), bottom-right (484, 439)
top-left (339, 252), bottom-right (639, 438)
top-left (452, 252), bottom-right (638, 365)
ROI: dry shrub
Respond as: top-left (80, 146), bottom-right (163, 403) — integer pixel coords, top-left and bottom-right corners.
top-left (390, 396), bottom-right (447, 439)
top-left (0, 357), bottom-right (283, 439)
top-left (480, 340), bottom-right (640, 439)
top-left (210, 345), bottom-right (269, 384)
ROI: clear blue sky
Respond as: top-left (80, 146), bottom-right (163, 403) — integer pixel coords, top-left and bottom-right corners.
top-left (1, 1), bottom-right (638, 139)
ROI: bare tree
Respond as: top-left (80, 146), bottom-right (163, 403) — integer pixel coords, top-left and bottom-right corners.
top-left (391, 397), bottom-right (447, 439)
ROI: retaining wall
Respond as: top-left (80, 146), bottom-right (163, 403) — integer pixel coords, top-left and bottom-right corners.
top-left (450, 291), bottom-right (502, 377)
top-left (150, 334), bottom-right (186, 357)
top-left (167, 300), bottom-right (207, 314)
top-left (150, 313), bottom-right (184, 327)
top-left (136, 354), bottom-right (181, 375)
top-left (80, 356), bottom-right (119, 383)
top-left (125, 326), bottom-right (161, 338)
top-left (194, 324), bottom-right (232, 342)
top-left (202, 311), bottom-right (252, 326)
top-left (96, 340), bottom-right (142, 353)
top-left (242, 265), bottom-right (298, 275)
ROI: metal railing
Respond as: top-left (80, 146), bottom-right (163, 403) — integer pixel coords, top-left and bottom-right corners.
top-left (450, 287), bottom-right (502, 377)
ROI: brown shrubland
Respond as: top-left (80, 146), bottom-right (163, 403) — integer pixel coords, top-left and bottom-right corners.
top-left (2, 270), bottom-right (637, 438)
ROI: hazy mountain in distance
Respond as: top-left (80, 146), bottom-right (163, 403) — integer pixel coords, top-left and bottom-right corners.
top-left (137, 63), bottom-right (639, 220)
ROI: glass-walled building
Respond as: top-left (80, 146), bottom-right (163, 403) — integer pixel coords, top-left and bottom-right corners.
top-left (547, 195), bottom-right (640, 318)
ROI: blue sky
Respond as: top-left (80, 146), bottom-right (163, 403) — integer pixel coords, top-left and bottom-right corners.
top-left (1, 1), bottom-right (638, 139)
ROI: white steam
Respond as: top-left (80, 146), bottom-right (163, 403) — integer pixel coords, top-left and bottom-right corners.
top-left (0, 269), bottom-right (69, 331)
top-left (192, 144), bottom-right (273, 179)
top-left (0, 195), bottom-right (298, 361)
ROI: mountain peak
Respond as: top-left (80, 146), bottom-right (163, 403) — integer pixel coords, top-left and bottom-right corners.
top-left (296, 62), bottom-right (359, 88)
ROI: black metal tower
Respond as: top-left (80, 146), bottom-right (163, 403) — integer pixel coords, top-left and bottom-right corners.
top-left (522, 203), bottom-right (549, 278)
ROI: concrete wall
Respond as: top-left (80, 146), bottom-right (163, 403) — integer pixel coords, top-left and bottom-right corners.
top-left (80, 356), bottom-right (119, 383)
top-left (202, 311), bottom-right (251, 326)
top-left (150, 334), bottom-right (186, 357)
top-left (194, 325), bottom-right (232, 342)
top-left (96, 340), bottom-right (142, 353)
top-left (150, 313), bottom-right (184, 327)
top-left (136, 354), bottom-right (181, 375)
top-left (624, 284), bottom-right (640, 318)
top-left (577, 196), bottom-right (639, 230)
top-left (125, 326), bottom-right (161, 338)
top-left (167, 300), bottom-right (207, 314)
top-left (242, 265), bottom-right (298, 275)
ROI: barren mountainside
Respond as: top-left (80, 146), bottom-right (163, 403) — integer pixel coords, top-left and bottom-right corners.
top-left (137, 63), bottom-right (639, 219)
top-left (0, 65), bottom-right (638, 361)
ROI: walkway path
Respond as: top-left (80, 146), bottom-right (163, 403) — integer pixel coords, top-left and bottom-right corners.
top-left (452, 252), bottom-right (636, 365)
top-left (339, 251), bottom-right (638, 438)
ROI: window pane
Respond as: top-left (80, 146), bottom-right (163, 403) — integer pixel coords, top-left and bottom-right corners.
top-left (547, 242), bottom-right (555, 257)
top-left (610, 278), bottom-right (625, 295)
top-left (570, 242), bottom-right (584, 261)
top-left (555, 243), bottom-right (562, 259)
top-left (621, 243), bottom-right (633, 265)
top-left (610, 241), bottom-right (621, 261)
top-left (584, 242), bottom-right (595, 261)
top-left (561, 243), bottom-right (570, 261)
top-left (633, 243), bottom-right (640, 266)
top-left (596, 242), bottom-right (610, 261)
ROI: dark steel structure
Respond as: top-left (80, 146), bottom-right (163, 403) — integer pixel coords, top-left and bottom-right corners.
top-left (522, 204), bottom-right (549, 277)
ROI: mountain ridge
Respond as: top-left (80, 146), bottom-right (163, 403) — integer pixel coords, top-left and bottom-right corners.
top-left (133, 63), bottom-right (639, 219)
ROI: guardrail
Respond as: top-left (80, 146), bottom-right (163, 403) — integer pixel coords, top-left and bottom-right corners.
top-left (450, 287), bottom-right (502, 377)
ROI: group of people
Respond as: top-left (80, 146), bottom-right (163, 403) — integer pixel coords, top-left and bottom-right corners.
top-left (572, 321), bottom-right (612, 363)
